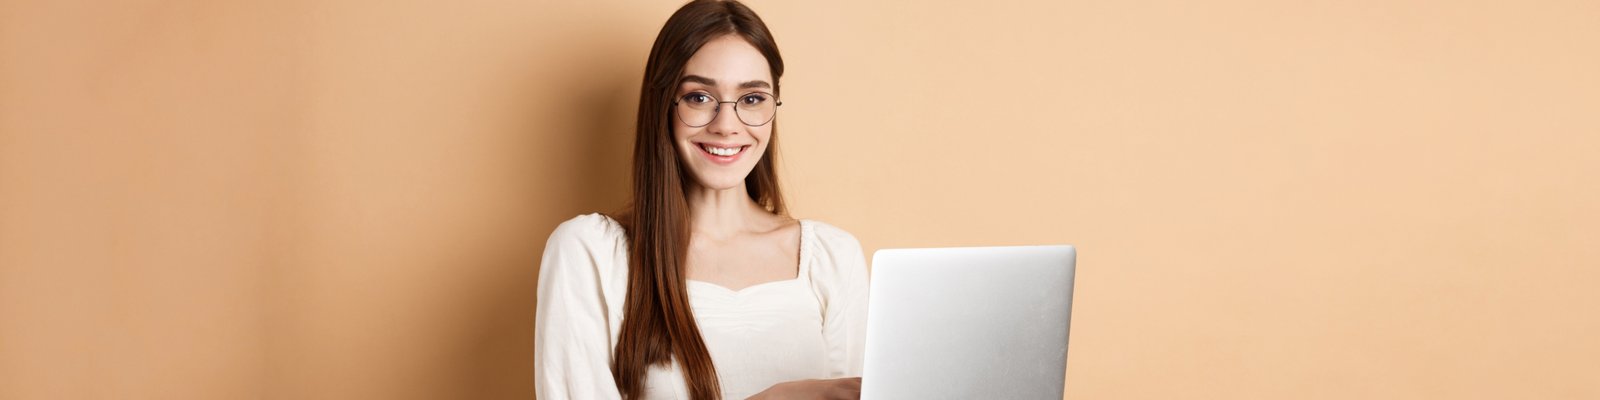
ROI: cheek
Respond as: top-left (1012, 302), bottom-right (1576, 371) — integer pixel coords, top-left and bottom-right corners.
top-left (751, 127), bottom-right (774, 147)
top-left (672, 124), bottom-right (692, 142)
top-left (672, 126), bottom-right (696, 154)
top-left (757, 131), bottom-right (777, 157)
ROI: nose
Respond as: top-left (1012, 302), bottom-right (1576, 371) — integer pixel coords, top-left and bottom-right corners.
top-left (706, 102), bottom-right (743, 136)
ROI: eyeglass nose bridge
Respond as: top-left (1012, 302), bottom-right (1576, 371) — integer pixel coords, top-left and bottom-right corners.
top-left (704, 100), bottom-right (758, 127)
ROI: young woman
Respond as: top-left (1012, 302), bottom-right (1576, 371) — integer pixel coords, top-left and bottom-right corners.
top-left (533, 1), bottom-right (868, 399)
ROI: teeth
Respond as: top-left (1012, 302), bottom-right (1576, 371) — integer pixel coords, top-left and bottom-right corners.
top-left (705, 145), bottom-right (743, 157)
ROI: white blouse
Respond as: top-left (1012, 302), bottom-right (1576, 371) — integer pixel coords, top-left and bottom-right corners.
top-left (534, 213), bottom-right (869, 399)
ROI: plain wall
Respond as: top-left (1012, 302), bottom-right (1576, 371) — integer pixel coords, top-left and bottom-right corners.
top-left (1, 0), bottom-right (1596, 399)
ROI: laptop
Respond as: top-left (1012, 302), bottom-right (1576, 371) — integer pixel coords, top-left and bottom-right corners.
top-left (861, 245), bottom-right (1077, 400)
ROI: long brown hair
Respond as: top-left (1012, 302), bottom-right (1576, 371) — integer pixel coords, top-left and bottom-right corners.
top-left (609, 1), bottom-right (786, 399)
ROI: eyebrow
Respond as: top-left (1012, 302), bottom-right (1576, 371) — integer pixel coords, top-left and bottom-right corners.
top-left (680, 74), bottom-right (772, 90)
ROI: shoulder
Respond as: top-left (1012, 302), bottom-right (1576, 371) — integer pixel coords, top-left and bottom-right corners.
top-left (538, 213), bottom-right (629, 297)
top-left (540, 213), bottom-right (629, 276)
top-left (803, 219), bottom-right (866, 275)
top-left (805, 220), bottom-right (863, 253)
top-left (546, 213), bottom-right (626, 250)
top-left (801, 220), bottom-right (869, 309)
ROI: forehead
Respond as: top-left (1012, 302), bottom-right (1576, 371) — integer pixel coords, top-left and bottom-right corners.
top-left (681, 34), bottom-right (772, 86)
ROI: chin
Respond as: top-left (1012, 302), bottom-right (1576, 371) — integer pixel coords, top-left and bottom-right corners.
top-left (692, 173), bottom-right (750, 191)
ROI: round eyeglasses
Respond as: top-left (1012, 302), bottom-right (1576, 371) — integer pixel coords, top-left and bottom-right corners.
top-left (673, 91), bottom-right (782, 127)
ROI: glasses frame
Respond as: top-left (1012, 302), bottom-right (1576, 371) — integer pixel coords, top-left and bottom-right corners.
top-left (672, 91), bottom-right (784, 128)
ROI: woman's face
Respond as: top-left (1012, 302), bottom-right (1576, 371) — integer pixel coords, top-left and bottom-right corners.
top-left (673, 34), bottom-right (776, 192)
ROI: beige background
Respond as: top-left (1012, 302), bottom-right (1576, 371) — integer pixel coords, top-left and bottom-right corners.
top-left (2, 0), bottom-right (1597, 399)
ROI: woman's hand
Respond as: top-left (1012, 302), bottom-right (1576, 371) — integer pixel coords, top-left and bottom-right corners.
top-left (747, 377), bottom-right (861, 400)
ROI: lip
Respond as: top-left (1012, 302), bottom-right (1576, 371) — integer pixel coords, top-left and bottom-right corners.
top-left (693, 142), bottom-right (751, 165)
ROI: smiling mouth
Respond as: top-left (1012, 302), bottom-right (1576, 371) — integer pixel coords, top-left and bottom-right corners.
top-left (697, 143), bottom-right (749, 157)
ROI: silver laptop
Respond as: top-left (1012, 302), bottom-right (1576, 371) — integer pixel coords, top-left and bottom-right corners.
top-left (861, 245), bottom-right (1077, 400)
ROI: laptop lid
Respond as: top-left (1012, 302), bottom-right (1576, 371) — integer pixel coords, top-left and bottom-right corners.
top-left (861, 245), bottom-right (1077, 400)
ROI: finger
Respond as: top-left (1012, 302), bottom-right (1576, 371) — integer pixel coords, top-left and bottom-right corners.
top-left (838, 378), bottom-right (862, 399)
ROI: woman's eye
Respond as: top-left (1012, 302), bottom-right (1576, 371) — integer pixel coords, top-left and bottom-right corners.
top-left (741, 94), bottom-right (768, 105)
top-left (684, 93), bottom-right (712, 104)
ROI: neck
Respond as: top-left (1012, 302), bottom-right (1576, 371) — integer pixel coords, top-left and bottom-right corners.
top-left (686, 182), bottom-right (765, 240)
